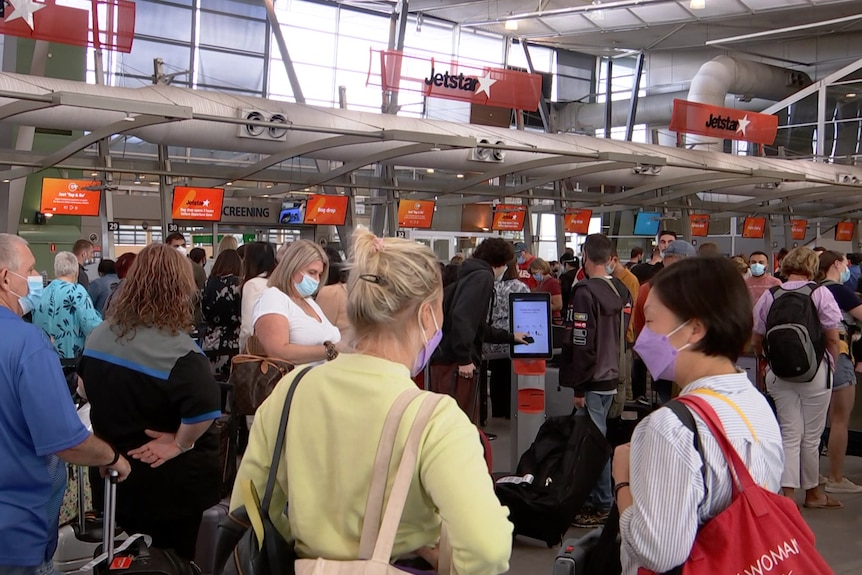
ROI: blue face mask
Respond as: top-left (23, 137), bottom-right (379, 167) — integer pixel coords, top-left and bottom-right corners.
top-left (532, 273), bottom-right (543, 282)
top-left (841, 266), bottom-right (852, 284)
top-left (517, 255), bottom-right (526, 265)
top-left (750, 263), bottom-right (766, 277)
top-left (295, 274), bottom-right (319, 298)
top-left (604, 263), bottom-right (615, 276)
top-left (10, 272), bottom-right (43, 315)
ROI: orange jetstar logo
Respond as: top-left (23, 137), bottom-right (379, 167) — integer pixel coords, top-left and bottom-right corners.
top-left (670, 99), bottom-right (778, 145)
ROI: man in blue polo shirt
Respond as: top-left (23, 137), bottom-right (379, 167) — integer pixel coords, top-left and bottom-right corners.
top-left (0, 234), bottom-right (131, 575)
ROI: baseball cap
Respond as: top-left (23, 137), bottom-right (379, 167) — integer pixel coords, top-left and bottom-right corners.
top-left (560, 253), bottom-right (576, 264)
top-left (514, 242), bottom-right (528, 254)
top-left (664, 240), bottom-right (697, 257)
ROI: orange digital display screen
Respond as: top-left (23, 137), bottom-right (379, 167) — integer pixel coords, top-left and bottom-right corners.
top-left (564, 209), bottom-right (592, 234)
top-left (836, 221), bottom-right (855, 242)
top-left (492, 204), bottom-right (526, 231)
top-left (791, 220), bottom-right (807, 241)
top-left (40, 178), bottom-right (101, 216)
top-left (303, 194), bottom-right (349, 225)
top-left (742, 217), bottom-right (766, 239)
top-left (172, 187), bottom-right (224, 221)
top-left (397, 200), bottom-right (435, 229)
top-left (690, 214), bottom-right (710, 237)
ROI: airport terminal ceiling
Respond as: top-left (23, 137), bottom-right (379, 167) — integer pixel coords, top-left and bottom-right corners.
top-left (2, 0), bottom-right (862, 227)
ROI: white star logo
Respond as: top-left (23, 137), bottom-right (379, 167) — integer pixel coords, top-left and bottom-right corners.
top-left (203, 199), bottom-right (210, 207)
top-left (736, 115), bottom-right (751, 137)
top-left (6, 0), bottom-right (46, 31)
top-left (474, 73), bottom-right (497, 98)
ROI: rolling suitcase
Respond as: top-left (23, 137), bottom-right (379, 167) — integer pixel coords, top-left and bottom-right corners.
top-left (90, 470), bottom-right (200, 575)
top-left (194, 500), bottom-right (229, 575)
top-left (552, 533), bottom-right (601, 575)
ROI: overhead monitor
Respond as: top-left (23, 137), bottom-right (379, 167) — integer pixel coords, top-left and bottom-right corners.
top-left (742, 217), bottom-right (766, 239)
top-left (172, 186), bottom-right (224, 221)
top-left (304, 194), bottom-right (349, 226)
top-left (40, 178), bottom-right (101, 216)
top-left (398, 199), bottom-right (435, 229)
top-left (633, 211), bottom-right (662, 237)
top-left (492, 204), bottom-right (526, 231)
top-left (509, 292), bottom-right (553, 360)
top-left (279, 200), bottom-right (306, 225)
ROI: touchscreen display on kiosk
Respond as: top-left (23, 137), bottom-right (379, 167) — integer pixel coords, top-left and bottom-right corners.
top-left (508, 292), bottom-right (553, 359)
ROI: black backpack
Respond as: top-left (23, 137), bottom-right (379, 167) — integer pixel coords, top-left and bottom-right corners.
top-left (494, 412), bottom-right (612, 547)
top-left (764, 283), bottom-right (826, 383)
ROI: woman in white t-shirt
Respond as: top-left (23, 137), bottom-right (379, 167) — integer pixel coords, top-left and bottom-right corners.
top-left (252, 240), bottom-right (341, 364)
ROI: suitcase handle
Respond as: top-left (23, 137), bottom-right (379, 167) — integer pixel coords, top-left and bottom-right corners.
top-left (103, 470), bottom-right (119, 561)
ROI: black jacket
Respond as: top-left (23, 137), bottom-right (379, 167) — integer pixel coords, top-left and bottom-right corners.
top-left (560, 276), bottom-right (631, 396)
top-left (432, 258), bottom-right (513, 365)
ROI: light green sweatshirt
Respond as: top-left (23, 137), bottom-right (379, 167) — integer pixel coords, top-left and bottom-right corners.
top-left (231, 353), bottom-right (512, 575)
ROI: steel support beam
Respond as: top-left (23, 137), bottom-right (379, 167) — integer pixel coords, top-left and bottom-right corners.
top-left (604, 58), bottom-right (613, 139)
top-left (521, 41), bottom-right (550, 132)
top-left (625, 52), bottom-right (645, 142)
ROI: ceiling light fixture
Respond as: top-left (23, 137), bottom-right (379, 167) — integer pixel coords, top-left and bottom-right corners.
top-left (456, 174), bottom-right (465, 179)
top-left (587, 0), bottom-right (604, 21)
top-left (122, 114), bottom-right (135, 122)
top-left (690, 0), bottom-right (705, 9)
top-left (416, 13), bottom-right (423, 32)
top-left (846, 93), bottom-right (857, 98)
top-left (225, 182), bottom-right (233, 186)
top-left (426, 168), bottom-right (435, 174)
top-left (504, 19), bottom-right (519, 31)
top-left (133, 174), bottom-right (142, 184)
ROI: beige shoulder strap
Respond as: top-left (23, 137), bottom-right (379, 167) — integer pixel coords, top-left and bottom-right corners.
top-left (358, 387), bottom-right (423, 560)
top-left (371, 394), bottom-right (444, 564)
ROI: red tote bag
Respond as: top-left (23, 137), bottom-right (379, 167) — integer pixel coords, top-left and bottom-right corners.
top-left (639, 395), bottom-right (833, 575)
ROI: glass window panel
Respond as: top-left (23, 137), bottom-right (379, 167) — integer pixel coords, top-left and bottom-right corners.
top-left (197, 49), bottom-right (264, 92)
top-left (457, 31), bottom-right (503, 68)
top-left (120, 39), bottom-right (190, 78)
top-left (134, 1), bottom-right (192, 42)
top-left (338, 10), bottom-right (391, 41)
top-left (404, 21), bottom-right (454, 60)
top-left (201, 0), bottom-right (266, 18)
top-left (336, 35), bottom-right (387, 73)
top-left (275, 0), bottom-right (337, 33)
top-left (334, 69), bottom-right (381, 110)
top-left (282, 28), bottom-right (335, 66)
top-left (269, 61), bottom-right (334, 103)
top-left (199, 12), bottom-right (266, 54)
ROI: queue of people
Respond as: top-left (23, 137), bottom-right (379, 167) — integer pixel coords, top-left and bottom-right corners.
top-left (3, 226), bottom-right (861, 575)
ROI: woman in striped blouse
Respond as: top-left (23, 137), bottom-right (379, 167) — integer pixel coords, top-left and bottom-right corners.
top-left (613, 257), bottom-right (784, 574)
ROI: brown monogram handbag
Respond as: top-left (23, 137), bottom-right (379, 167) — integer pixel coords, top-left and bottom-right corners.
top-left (229, 336), bottom-right (294, 416)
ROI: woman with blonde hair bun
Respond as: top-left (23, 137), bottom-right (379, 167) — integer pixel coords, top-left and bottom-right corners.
top-left (232, 228), bottom-right (512, 575)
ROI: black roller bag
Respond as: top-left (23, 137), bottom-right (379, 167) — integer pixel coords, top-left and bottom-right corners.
top-left (495, 412), bottom-right (612, 547)
top-left (91, 471), bottom-right (199, 575)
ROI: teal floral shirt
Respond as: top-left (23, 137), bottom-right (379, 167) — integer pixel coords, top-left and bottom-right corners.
top-left (32, 280), bottom-right (103, 359)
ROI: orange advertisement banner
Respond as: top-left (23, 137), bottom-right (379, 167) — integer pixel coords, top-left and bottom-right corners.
top-left (40, 178), bottom-right (101, 216)
top-left (835, 221), bottom-right (855, 242)
top-left (564, 209), bottom-right (592, 234)
top-left (742, 217), bottom-right (767, 239)
top-left (690, 214), bottom-right (710, 237)
top-left (791, 219), bottom-right (807, 241)
top-left (669, 99), bottom-right (779, 145)
top-left (397, 200), bottom-right (435, 229)
top-left (172, 186), bottom-right (224, 221)
top-left (304, 194), bottom-right (349, 225)
top-left (492, 204), bottom-right (526, 231)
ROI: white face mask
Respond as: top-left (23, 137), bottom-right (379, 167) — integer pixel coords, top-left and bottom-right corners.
top-left (175, 246), bottom-right (188, 257)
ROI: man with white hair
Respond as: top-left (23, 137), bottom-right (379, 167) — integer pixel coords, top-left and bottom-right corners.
top-left (31, 252), bottom-right (102, 360)
top-left (0, 234), bottom-right (130, 575)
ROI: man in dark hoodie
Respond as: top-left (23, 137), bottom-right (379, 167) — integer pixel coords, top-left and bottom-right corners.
top-left (560, 233), bottom-right (632, 528)
top-left (430, 238), bottom-right (528, 421)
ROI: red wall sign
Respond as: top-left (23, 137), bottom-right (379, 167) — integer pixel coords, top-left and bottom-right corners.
top-left (690, 214), bottom-right (710, 237)
top-left (836, 221), bottom-right (855, 242)
top-left (790, 219), bottom-right (807, 241)
top-left (669, 99), bottom-right (779, 145)
top-left (303, 194), bottom-right (349, 226)
top-left (375, 50), bottom-right (543, 111)
top-left (172, 187), bottom-right (224, 221)
top-left (564, 209), bottom-right (592, 234)
top-left (742, 217), bottom-right (767, 238)
top-left (492, 204), bottom-right (526, 231)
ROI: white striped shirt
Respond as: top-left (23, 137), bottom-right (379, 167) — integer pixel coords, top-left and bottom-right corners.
top-left (620, 372), bottom-right (783, 574)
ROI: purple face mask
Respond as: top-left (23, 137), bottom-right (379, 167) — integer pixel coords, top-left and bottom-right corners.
top-left (633, 321), bottom-right (690, 382)
top-left (411, 311), bottom-right (442, 377)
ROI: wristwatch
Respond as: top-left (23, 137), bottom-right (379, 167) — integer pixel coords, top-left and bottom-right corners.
top-left (176, 440), bottom-right (195, 454)
top-left (324, 341), bottom-right (339, 361)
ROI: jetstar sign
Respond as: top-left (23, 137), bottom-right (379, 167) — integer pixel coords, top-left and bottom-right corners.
top-left (374, 50), bottom-right (543, 111)
top-left (669, 99), bottom-right (778, 146)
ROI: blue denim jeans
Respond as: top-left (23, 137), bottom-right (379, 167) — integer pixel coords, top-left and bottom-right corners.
top-left (576, 392), bottom-right (614, 511)
top-left (0, 561), bottom-right (57, 575)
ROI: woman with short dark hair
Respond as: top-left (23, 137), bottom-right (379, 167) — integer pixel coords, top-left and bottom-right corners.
top-left (615, 257), bottom-right (783, 574)
top-left (238, 241), bottom-right (277, 351)
top-left (202, 249), bottom-right (242, 376)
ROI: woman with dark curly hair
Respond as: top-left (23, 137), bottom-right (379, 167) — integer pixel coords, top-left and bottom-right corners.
top-left (78, 243), bottom-right (221, 559)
